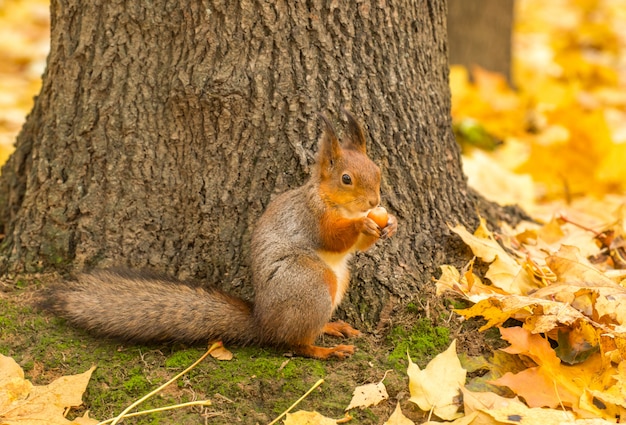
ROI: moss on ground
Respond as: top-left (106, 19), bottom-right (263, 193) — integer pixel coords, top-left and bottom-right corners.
top-left (0, 274), bottom-right (487, 424)
top-left (387, 318), bottom-right (451, 369)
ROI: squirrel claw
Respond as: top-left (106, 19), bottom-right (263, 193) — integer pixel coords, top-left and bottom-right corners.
top-left (362, 217), bottom-right (382, 238)
top-left (328, 344), bottom-right (356, 359)
top-left (291, 343), bottom-right (356, 360)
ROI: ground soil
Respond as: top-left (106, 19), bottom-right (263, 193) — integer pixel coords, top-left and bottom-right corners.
top-left (0, 272), bottom-right (496, 425)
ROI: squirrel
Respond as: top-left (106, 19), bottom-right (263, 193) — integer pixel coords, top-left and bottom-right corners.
top-left (44, 111), bottom-right (397, 360)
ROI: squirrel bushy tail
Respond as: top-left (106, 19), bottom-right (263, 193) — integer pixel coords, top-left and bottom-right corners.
top-left (44, 269), bottom-right (257, 345)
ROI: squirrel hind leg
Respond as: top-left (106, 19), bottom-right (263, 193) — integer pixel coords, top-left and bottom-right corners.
top-left (291, 321), bottom-right (360, 359)
top-left (322, 320), bottom-right (361, 338)
top-left (292, 344), bottom-right (356, 360)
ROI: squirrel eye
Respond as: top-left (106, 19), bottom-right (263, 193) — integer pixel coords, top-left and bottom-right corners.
top-left (341, 174), bottom-right (352, 185)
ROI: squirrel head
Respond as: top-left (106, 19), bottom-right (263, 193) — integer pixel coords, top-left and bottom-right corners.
top-left (315, 111), bottom-right (381, 218)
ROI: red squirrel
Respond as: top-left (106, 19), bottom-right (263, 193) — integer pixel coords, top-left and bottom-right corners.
top-left (45, 111), bottom-right (397, 359)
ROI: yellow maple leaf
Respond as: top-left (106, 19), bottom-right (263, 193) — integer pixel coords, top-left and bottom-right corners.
top-left (463, 150), bottom-right (536, 211)
top-left (383, 402), bottom-right (415, 425)
top-left (482, 400), bottom-right (580, 424)
top-left (284, 410), bottom-right (338, 425)
top-left (434, 264), bottom-right (506, 302)
top-left (449, 221), bottom-right (537, 295)
top-left (491, 327), bottom-right (623, 420)
top-left (0, 354), bottom-right (97, 425)
top-left (545, 245), bottom-right (620, 288)
top-left (456, 294), bottom-right (587, 333)
top-left (408, 340), bottom-right (466, 420)
top-left (450, 66), bottom-right (527, 141)
top-left (460, 386), bottom-right (526, 415)
top-left (0, 355), bottom-right (32, 410)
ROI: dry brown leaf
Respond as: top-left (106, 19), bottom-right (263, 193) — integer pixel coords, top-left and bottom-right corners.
top-left (209, 344), bottom-right (234, 361)
top-left (0, 354), bottom-right (97, 425)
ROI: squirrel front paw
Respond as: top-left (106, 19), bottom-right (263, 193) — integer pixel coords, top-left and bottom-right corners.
top-left (361, 216), bottom-right (382, 238)
top-left (381, 213), bottom-right (398, 239)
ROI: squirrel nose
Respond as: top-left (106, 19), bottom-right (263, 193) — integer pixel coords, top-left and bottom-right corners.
top-left (368, 197), bottom-right (380, 208)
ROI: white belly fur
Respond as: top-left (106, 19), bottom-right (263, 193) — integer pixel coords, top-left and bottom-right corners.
top-left (317, 250), bottom-right (353, 309)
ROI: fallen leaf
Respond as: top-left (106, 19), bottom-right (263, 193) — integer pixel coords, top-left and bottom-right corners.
top-left (461, 386), bottom-right (526, 415)
top-left (408, 340), bottom-right (466, 420)
top-left (420, 411), bottom-right (484, 425)
top-left (0, 355), bottom-right (33, 410)
top-left (490, 327), bottom-right (623, 419)
top-left (209, 344), bottom-right (233, 361)
top-left (0, 354), bottom-right (97, 425)
top-left (455, 294), bottom-right (587, 333)
top-left (462, 150), bottom-right (535, 211)
top-left (284, 410), bottom-right (337, 425)
top-left (554, 321), bottom-right (599, 365)
top-left (545, 246), bottom-right (621, 288)
top-left (345, 381), bottom-right (388, 411)
top-left (449, 221), bottom-right (538, 295)
top-left (383, 402), bottom-right (415, 425)
top-left (462, 350), bottom-right (528, 395)
top-left (435, 264), bottom-right (507, 303)
top-left (482, 400), bottom-right (580, 425)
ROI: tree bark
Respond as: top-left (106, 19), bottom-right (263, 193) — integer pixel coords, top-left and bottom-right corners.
top-left (0, 0), bottom-right (481, 329)
top-left (447, 0), bottom-right (514, 83)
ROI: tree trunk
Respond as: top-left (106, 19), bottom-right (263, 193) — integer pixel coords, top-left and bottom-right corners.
top-left (447, 0), bottom-right (514, 83)
top-left (0, 0), bottom-right (481, 329)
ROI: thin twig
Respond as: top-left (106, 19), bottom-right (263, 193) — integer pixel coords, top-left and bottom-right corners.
top-left (267, 379), bottom-right (325, 425)
top-left (100, 342), bottom-right (221, 425)
top-left (97, 400), bottom-right (212, 424)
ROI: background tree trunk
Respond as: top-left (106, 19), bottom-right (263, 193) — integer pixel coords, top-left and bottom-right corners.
top-left (447, 0), bottom-right (515, 83)
top-left (0, 0), bottom-right (481, 329)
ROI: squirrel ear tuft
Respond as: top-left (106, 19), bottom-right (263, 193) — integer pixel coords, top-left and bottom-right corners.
top-left (317, 113), bottom-right (342, 173)
top-left (342, 109), bottom-right (367, 154)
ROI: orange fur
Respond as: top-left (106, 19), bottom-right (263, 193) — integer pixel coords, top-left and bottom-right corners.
top-left (319, 210), bottom-right (362, 253)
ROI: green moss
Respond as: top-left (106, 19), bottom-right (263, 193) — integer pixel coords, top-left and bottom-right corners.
top-left (405, 302), bottom-right (421, 314)
top-left (387, 318), bottom-right (451, 369)
top-left (446, 297), bottom-right (471, 310)
top-left (351, 408), bottom-right (380, 423)
top-left (164, 349), bottom-right (203, 368)
top-left (0, 299), bottom-right (22, 335)
top-left (122, 372), bottom-right (151, 393)
top-left (2, 272), bottom-right (476, 424)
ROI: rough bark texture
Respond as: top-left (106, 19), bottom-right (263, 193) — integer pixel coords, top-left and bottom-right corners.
top-left (447, 0), bottom-right (514, 83)
top-left (0, 0), bottom-right (481, 329)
